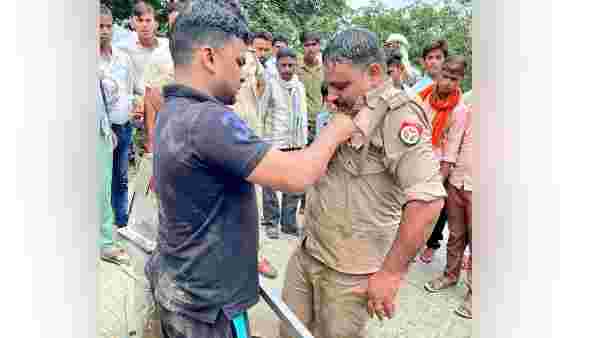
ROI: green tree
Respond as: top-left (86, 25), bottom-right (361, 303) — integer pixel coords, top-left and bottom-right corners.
top-left (241, 0), bottom-right (352, 50)
top-left (350, 0), bottom-right (472, 91)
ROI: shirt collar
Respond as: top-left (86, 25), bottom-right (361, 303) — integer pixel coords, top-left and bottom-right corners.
top-left (163, 84), bottom-right (221, 105)
top-left (366, 79), bottom-right (394, 109)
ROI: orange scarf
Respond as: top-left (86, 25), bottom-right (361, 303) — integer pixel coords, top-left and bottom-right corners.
top-left (419, 84), bottom-right (461, 148)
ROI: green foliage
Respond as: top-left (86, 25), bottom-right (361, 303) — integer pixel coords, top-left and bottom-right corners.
top-left (102, 0), bottom-right (472, 89)
top-left (350, 0), bottom-right (472, 91)
top-left (241, 0), bottom-right (352, 51)
top-left (241, 0), bottom-right (471, 90)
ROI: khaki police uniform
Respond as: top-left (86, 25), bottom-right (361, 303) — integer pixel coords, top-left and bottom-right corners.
top-left (280, 80), bottom-right (446, 338)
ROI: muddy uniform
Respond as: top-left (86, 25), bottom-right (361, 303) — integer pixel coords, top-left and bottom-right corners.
top-left (280, 80), bottom-right (446, 338)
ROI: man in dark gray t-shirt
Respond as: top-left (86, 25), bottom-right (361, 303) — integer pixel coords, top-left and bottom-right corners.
top-left (146, 2), bottom-right (356, 337)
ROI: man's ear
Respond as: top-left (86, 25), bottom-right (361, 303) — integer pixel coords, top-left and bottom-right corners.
top-left (195, 47), bottom-right (217, 74)
top-left (419, 57), bottom-right (425, 68)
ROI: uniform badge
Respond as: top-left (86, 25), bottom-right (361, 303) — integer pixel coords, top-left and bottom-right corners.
top-left (399, 122), bottom-right (423, 146)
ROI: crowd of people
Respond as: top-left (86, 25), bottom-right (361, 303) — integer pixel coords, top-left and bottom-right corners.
top-left (97, 1), bottom-right (473, 337)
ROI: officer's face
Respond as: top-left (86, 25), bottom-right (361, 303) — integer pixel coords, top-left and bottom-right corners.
top-left (324, 62), bottom-right (371, 113)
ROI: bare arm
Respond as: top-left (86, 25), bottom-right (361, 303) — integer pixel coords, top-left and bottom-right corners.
top-left (380, 199), bottom-right (444, 276)
top-left (143, 87), bottom-right (163, 153)
top-left (247, 114), bottom-right (356, 192)
top-left (352, 198), bottom-right (444, 320)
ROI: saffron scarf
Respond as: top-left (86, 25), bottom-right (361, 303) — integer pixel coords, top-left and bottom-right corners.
top-left (419, 84), bottom-right (461, 148)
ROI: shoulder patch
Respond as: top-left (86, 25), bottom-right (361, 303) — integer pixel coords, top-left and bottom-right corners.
top-left (399, 121), bottom-right (423, 146)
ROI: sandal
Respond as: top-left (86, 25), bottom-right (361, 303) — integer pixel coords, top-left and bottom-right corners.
top-left (419, 247), bottom-right (436, 264)
top-left (100, 246), bottom-right (131, 266)
top-left (424, 275), bottom-right (458, 293)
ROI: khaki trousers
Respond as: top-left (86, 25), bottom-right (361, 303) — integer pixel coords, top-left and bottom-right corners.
top-left (280, 244), bottom-right (370, 338)
top-left (445, 184), bottom-right (472, 281)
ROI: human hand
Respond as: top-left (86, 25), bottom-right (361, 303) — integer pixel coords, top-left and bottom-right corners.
top-left (327, 113), bottom-right (359, 143)
top-left (351, 270), bottom-right (405, 320)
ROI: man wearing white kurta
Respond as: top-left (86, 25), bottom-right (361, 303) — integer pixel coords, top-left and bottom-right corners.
top-left (259, 47), bottom-right (308, 239)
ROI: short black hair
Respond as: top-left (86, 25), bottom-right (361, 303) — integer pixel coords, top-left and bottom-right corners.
top-left (273, 33), bottom-right (289, 46)
top-left (300, 31), bottom-right (320, 44)
top-left (323, 28), bottom-right (385, 70)
top-left (253, 31), bottom-right (273, 42)
top-left (277, 47), bottom-right (297, 60)
top-left (422, 39), bottom-right (449, 59)
top-left (169, 0), bottom-right (249, 66)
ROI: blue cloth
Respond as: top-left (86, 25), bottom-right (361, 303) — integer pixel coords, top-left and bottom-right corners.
top-left (148, 84), bottom-right (271, 324)
top-left (111, 122), bottom-right (133, 225)
top-left (412, 75), bottom-right (433, 94)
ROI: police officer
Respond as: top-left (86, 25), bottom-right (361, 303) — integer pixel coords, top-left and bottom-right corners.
top-left (279, 28), bottom-right (446, 338)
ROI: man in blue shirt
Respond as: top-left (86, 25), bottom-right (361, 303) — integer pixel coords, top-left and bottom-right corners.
top-left (146, 1), bottom-right (356, 337)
